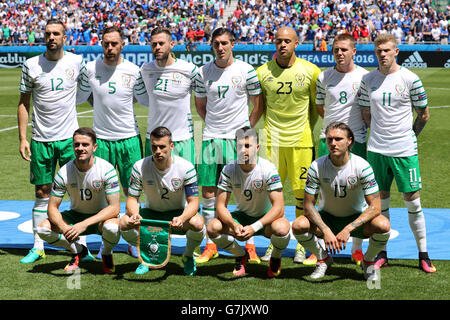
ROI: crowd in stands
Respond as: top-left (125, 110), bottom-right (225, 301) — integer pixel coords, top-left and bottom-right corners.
top-left (226, 0), bottom-right (449, 48)
top-left (0, 0), bottom-right (226, 46)
top-left (0, 0), bottom-right (448, 47)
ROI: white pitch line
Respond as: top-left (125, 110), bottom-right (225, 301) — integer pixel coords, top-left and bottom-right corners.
top-left (0, 110), bottom-right (94, 133)
top-left (0, 125), bottom-right (20, 133)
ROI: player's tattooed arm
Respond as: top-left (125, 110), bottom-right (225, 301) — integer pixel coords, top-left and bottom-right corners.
top-left (304, 193), bottom-right (330, 233)
top-left (413, 106), bottom-right (430, 137)
top-left (305, 192), bottom-right (342, 253)
top-left (348, 193), bottom-right (381, 232)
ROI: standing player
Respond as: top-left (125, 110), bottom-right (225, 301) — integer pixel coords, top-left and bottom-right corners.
top-left (315, 33), bottom-right (369, 265)
top-left (207, 127), bottom-right (290, 277)
top-left (17, 19), bottom-right (93, 263)
top-left (36, 128), bottom-right (121, 274)
top-left (256, 26), bottom-right (321, 264)
top-left (359, 34), bottom-right (436, 273)
top-left (194, 27), bottom-right (264, 264)
top-left (119, 127), bottom-right (206, 276)
top-left (292, 122), bottom-right (391, 280)
top-left (77, 26), bottom-right (148, 258)
top-left (140, 27), bottom-right (203, 165)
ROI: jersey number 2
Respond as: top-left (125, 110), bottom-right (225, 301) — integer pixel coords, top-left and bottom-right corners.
top-left (161, 187), bottom-right (169, 200)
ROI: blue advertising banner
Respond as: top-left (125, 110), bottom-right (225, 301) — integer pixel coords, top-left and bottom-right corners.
top-left (1, 45), bottom-right (449, 68)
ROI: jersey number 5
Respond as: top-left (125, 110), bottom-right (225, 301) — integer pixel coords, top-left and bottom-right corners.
top-left (108, 82), bottom-right (116, 94)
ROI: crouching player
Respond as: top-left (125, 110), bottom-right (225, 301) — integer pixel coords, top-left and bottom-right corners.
top-left (37, 127), bottom-right (121, 274)
top-left (119, 127), bottom-right (206, 276)
top-left (207, 127), bottom-right (291, 278)
top-left (292, 122), bottom-right (391, 281)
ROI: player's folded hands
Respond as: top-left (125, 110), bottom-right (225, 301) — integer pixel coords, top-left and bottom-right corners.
top-left (335, 229), bottom-right (350, 251)
top-left (171, 216), bottom-right (184, 229)
top-left (128, 214), bottom-right (141, 228)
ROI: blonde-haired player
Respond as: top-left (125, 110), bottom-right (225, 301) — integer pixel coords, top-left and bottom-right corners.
top-left (359, 34), bottom-right (436, 273)
top-left (256, 26), bottom-right (321, 264)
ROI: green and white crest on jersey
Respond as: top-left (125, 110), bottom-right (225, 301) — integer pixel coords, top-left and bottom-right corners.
top-left (65, 68), bottom-right (75, 80)
top-left (92, 179), bottom-right (103, 192)
top-left (252, 179), bottom-right (264, 192)
top-left (171, 178), bottom-right (183, 190)
top-left (172, 72), bottom-right (183, 86)
top-left (347, 175), bottom-right (358, 187)
top-left (231, 76), bottom-right (242, 87)
top-left (394, 83), bottom-right (406, 95)
top-left (352, 82), bottom-right (360, 94)
top-left (173, 72), bottom-right (183, 80)
top-left (122, 74), bottom-right (132, 88)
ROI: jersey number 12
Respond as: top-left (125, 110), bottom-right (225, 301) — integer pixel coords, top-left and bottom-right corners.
top-left (50, 78), bottom-right (64, 91)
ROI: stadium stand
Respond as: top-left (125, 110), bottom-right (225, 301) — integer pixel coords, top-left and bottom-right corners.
top-left (0, 0), bottom-right (448, 47)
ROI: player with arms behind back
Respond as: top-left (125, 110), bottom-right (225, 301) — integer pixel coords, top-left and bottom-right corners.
top-left (77, 25), bottom-right (148, 259)
top-left (140, 27), bottom-right (203, 165)
top-left (256, 26), bottom-right (321, 265)
top-left (194, 28), bottom-right (264, 264)
top-left (315, 33), bottom-right (369, 265)
top-left (359, 34), bottom-right (435, 273)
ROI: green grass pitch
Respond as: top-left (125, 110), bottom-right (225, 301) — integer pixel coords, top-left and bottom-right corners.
top-left (0, 67), bottom-right (449, 300)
